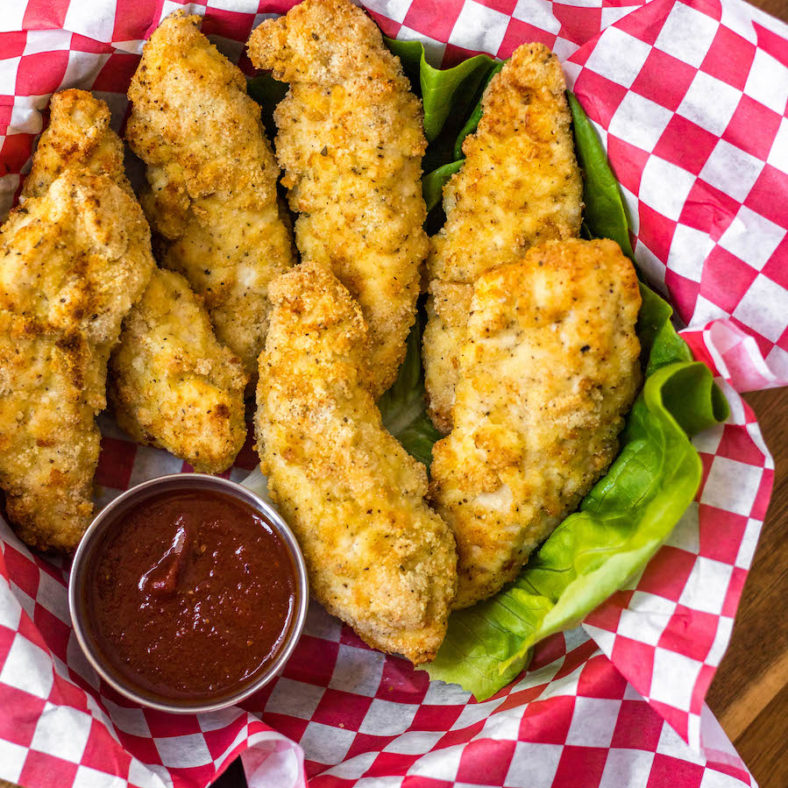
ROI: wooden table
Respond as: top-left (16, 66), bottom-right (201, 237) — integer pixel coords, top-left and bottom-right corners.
top-left (4, 389), bottom-right (784, 786)
top-left (702, 2), bottom-right (788, 779)
top-left (234, 7), bottom-right (788, 781)
top-left (219, 2), bottom-right (788, 780)
top-left (211, 403), bottom-right (788, 788)
top-left (211, 385), bottom-right (787, 788)
top-left (706, 387), bottom-right (788, 787)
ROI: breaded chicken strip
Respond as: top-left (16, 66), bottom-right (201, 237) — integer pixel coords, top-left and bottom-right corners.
top-left (424, 43), bottom-right (583, 433)
top-left (20, 89), bottom-right (248, 472)
top-left (21, 89), bottom-right (131, 201)
top-left (430, 240), bottom-right (641, 608)
top-left (109, 269), bottom-right (247, 473)
top-left (0, 314), bottom-right (100, 552)
top-left (0, 171), bottom-right (154, 551)
top-left (0, 171), bottom-right (153, 353)
top-left (248, 0), bottom-right (428, 397)
top-left (127, 12), bottom-right (294, 378)
top-left (256, 263), bottom-right (456, 663)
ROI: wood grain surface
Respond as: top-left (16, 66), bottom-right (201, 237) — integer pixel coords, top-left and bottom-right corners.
top-left (749, 0), bottom-right (788, 21)
top-left (707, 387), bottom-right (788, 788)
top-left (5, 390), bottom-right (782, 786)
top-left (703, 11), bottom-right (788, 788)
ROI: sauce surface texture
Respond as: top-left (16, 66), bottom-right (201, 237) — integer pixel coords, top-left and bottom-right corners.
top-left (83, 489), bottom-right (296, 702)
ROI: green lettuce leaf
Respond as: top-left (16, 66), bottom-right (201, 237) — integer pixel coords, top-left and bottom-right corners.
top-left (568, 92), bottom-right (634, 258)
top-left (378, 311), bottom-right (442, 468)
top-left (383, 37), bottom-right (497, 143)
top-left (453, 61), bottom-right (504, 159)
top-left (374, 49), bottom-right (727, 698)
top-left (567, 95), bottom-right (693, 374)
top-left (248, 41), bottom-right (497, 212)
top-left (419, 60), bottom-right (504, 216)
top-left (418, 83), bottom-right (727, 698)
top-left (638, 283), bottom-right (693, 374)
top-left (422, 160), bottom-right (464, 213)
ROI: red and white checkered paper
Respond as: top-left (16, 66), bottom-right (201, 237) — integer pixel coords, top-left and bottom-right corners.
top-left (0, 1), bottom-right (785, 787)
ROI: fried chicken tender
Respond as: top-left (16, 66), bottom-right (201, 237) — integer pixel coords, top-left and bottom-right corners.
top-left (1, 171), bottom-right (152, 352)
top-left (0, 314), bottom-right (101, 552)
top-left (19, 89), bottom-right (248, 472)
top-left (424, 43), bottom-right (583, 433)
top-left (0, 171), bottom-right (154, 551)
top-left (256, 262), bottom-right (456, 663)
top-left (109, 269), bottom-right (247, 473)
top-left (127, 12), bottom-right (294, 378)
top-left (21, 89), bottom-right (130, 201)
top-left (430, 240), bottom-right (641, 608)
top-left (248, 0), bottom-right (429, 397)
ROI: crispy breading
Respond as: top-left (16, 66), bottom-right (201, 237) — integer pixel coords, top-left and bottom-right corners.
top-left (0, 313), bottom-right (101, 552)
top-left (424, 43), bottom-right (583, 432)
top-left (127, 12), bottom-right (294, 378)
top-left (20, 89), bottom-right (131, 201)
top-left (9, 90), bottom-right (149, 355)
top-left (429, 240), bottom-right (641, 608)
top-left (248, 0), bottom-right (428, 397)
top-left (0, 170), bottom-right (154, 551)
top-left (0, 172), bottom-right (153, 351)
top-left (11, 92), bottom-right (141, 353)
top-left (109, 269), bottom-right (247, 473)
top-left (256, 262), bottom-right (456, 663)
top-left (423, 280), bottom-right (473, 434)
top-left (16, 88), bottom-right (249, 472)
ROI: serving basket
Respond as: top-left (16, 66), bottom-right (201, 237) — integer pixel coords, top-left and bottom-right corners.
top-left (0, 1), bottom-right (786, 787)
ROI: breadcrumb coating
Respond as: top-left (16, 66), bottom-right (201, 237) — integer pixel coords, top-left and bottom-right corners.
top-left (21, 89), bottom-right (131, 201)
top-left (1, 171), bottom-right (152, 352)
top-left (256, 262), bottom-right (456, 663)
top-left (0, 313), bottom-right (101, 552)
top-left (19, 88), bottom-right (248, 474)
top-left (430, 240), bottom-right (641, 608)
top-left (127, 12), bottom-right (294, 379)
top-left (424, 43), bottom-right (583, 432)
top-left (109, 269), bottom-right (247, 473)
top-left (248, 0), bottom-right (428, 397)
top-left (0, 170), bottom-right (154, 552)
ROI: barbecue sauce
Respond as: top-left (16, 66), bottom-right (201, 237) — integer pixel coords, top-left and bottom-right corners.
top-left (82, 489), bottom-right (297, 703)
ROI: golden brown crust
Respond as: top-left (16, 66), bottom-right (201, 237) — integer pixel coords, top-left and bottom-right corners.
top-left (0, 168), bottom-right (155, 552)
top-left (256, 262), bottom-right (456, 664)
top-left (248, 0), bottom-right (428, 397)
top-left (21, 89), bottom-right (131, 201)
top-left (1, 172), bottom-right (153, 349)
top-left (0, 313), bottom-right (101, 553)
top-left (429, 240), bottom-right (641, 608)
top-left (423, 281), bottom-right (473, 435)
top-left (127, 11), bottom-right (294, 378)
top-left (109, 269), bottom-right (247, 474)
top-left (22, 87), bottom-right (248, 475)
top-left (424, 43), bottom-right (583, 432)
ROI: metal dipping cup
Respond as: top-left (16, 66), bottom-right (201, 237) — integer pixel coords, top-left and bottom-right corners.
top-left (68, 473), bottom-right (308, 714)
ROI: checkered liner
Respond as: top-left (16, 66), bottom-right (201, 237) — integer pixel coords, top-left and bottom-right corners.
top-left (0, 1), bottom-right (784, 787)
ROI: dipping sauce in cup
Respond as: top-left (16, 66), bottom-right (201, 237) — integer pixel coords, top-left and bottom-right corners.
top-left (69, 474), bottom-right (307, 713)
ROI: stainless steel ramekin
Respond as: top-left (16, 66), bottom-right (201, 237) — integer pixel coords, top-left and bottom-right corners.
top-left (68, 473), bottom-right (308, 714)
